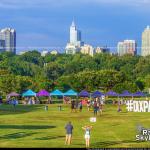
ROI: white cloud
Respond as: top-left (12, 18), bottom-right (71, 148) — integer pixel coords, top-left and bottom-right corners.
top-left (0, 0), bottom-right (150, 9)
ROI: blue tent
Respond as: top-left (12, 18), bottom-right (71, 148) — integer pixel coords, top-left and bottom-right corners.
top-left (22, 89), bottom-right (36, 97)
top-left (133, 91), bottom-right (145, 97)
top-left (92, 91), bottom-right (104, 98)
top-left (78, 90), bottom-right (90, 97)
top-left (50, 89), bottom-right (64, 96)
top-left (119, 90), bottom-right (132, 97)
top-left (105, 90), bottom-right (118, 97)
top-left (64, 89), bottom-right (78, 96)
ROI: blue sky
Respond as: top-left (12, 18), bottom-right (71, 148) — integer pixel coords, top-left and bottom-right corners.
top-left (0, 0), bottom-right (150, 54)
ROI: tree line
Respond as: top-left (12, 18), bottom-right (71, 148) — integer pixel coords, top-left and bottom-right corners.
top-left (0, 51), bottom-right (149, 96)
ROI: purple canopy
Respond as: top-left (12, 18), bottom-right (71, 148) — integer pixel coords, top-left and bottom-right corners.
top-left (37, 90), bottom-right (50, 97)
top-left (119, 90), bottom-right (132, 97)
top-left (7, 92), bottom-right (20, 97)
top-left (78, 90), bottom-right (90, 97)
top-left (92, 91), bottom-right (104, 98)
top-left (105, 90), bottom-right (118, 96)
top-left (133, 91), bottom-right (145, 97)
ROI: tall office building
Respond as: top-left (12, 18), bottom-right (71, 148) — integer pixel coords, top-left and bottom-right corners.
top-left (66, 20), bottom-right (84, 54)
top-left (0, 28), bottom-right (16, 54)
top-left (117, 40), bottom-right (137, 56)
top-left (142, 26), bottom-right (150, 56)
top-left (70, 21), bottom-right (83, 47)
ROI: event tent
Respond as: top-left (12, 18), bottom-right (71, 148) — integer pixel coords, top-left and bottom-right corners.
top-left (37, 89), bottom-right (50, 97)
top-left (133, 91), bottom-right (145, 97)
top-left (92, 91), bottom-right (104, 98)
top-left (22, 89), bottom-right (36, 97)
top-left (78, 90), bottom-right (90, 97)
top-left (7, 92), bottom-right (20, 97)
top-left (63, 89), bottom-right (78, 96)
top-left (50, 89), bottom-right (64, 96)
top-left (105, 90), bottom-right (118, 97)
top-left (119, 90), bottom-right (132, 97)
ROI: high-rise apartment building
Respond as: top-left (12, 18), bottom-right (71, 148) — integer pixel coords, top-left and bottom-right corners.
top-left (95, 46), bottom-right (110, 54)
top-left (142, 26), bottom-right (150, 56)
top-left (80, 44), bottom-right (95, 56)
top-left (0, 40), bottom-right (5, 52)
top-left (0, 28), bottom-right (16, 54)
top-left (117, 40), bottom-right (137, 56)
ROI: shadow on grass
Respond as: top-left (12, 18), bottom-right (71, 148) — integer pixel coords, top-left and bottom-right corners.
top-left (0, 104), bottom-right (46, 115)
top-left (91, 140), bottom-right (141, 148)
top-left (0, 125), bottom-right (56, 130)
top-left (0, 132), bottom-right (37, 139)
top-left (34, 135), bottom-right (65, 140)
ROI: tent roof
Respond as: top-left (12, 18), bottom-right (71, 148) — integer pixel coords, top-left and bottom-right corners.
top-left (64, 89), bottom-right (78, 96)
top-left (119, 90), bottom-right (132, 97)
top-left (22, 89), bottom-right (36, 97)
top-left (37, 89), bottom-right (50, 97)
top-left (78, 90), bottom-right (90, 97)
top-left (105, 90), bottom-right (118, 96)
top-left (133, 91), bottom-right (145, 97)
top-left (7, 92), bottom-right (20, 97)
top-left (50, 89), bottom-right (64, 96)
top-left (92, 91), bottom-right (104, 98)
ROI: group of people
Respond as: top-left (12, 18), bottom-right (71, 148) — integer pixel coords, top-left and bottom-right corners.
top-left (6, 97), bottom-right (18, 105)
top-left (86, 98), bottom-right (103, 116)
top-left (23, 97), bottom-right (40, 105)
top-left (71, 100), bottom-right (83, 112)
top-left (65, 121), bottom-right (92, 148)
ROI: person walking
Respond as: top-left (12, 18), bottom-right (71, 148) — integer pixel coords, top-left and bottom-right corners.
top-left (82, 125), bottom-right (93, 148)
top-left (65, 121), bottom-right (73, 145)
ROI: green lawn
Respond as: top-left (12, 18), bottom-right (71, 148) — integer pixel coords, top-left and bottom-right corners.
top-left (0, 104), bottom-right (150, 148)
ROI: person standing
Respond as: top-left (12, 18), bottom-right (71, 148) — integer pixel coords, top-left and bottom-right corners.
top-left (87, 100), bottom-right (91, 111)
top-left (117, 100), bottom-right (122, 112)
top-left (71, 100), bottom-right (75, 112)
top-left (65, 122), bottom-right (73, 145)
top-left (79, 100), bottom-right (83, 112)
top-left (82, 125), bottom-right (93, 148)
top-left (93, 100), bottom-right (98, 116)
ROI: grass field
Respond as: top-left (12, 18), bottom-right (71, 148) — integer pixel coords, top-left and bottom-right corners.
top-left (0, 104), bottom-right (150, 148)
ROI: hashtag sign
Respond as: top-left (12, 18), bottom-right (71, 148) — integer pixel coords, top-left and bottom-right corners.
top-left (126, 100), bottom-right (133, 112)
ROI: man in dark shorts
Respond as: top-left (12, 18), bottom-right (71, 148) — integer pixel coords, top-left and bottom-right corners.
top-left (93, 100), bottom-right (98, 116)
top-left (65, 121), bottom-right (73, 145)
top-left (71, 100), bottom-right (75, 112)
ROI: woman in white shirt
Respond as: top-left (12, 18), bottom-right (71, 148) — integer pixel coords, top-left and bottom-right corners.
top-left (82, 125), bottom-right (93, 148)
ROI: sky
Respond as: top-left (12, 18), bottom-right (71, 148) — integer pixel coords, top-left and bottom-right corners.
top-left (0, 0), bottom-right (150, 54)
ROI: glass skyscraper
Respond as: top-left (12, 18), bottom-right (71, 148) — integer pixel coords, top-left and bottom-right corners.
top-left (66, 20), bottom-right (84, 54)
top-left (0, 28), bottom-right (16, 54)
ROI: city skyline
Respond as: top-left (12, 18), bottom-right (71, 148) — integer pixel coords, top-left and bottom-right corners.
top-left (1, 0), bottom-right (150, 54)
